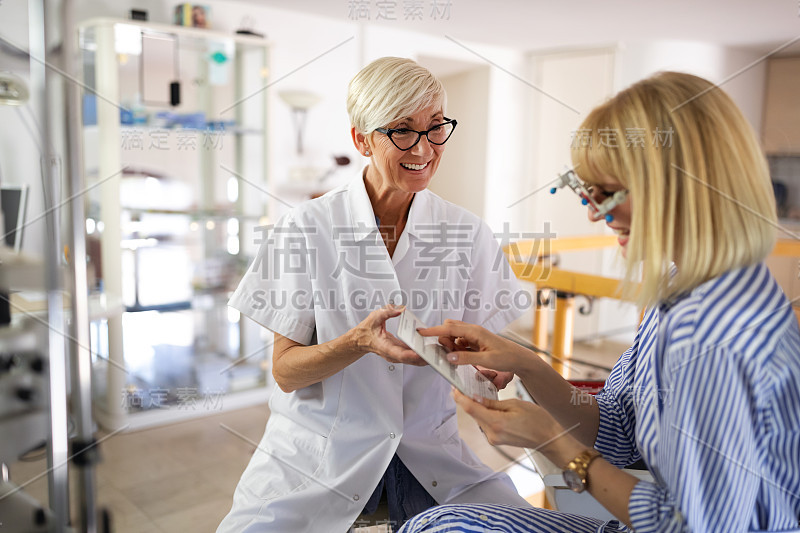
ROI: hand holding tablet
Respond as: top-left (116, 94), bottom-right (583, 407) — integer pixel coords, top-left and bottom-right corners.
top-left (396, 309), bottom-right (498, 401)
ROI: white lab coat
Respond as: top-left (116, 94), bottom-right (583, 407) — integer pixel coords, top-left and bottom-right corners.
top-left (218, 174), bottom-right (531, 532)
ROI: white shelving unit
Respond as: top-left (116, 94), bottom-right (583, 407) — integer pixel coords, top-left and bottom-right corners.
top-left (79, 18), bottom-right (272, 430)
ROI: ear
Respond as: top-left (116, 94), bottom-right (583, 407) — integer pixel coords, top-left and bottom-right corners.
top-left (351, 127), bottom-right (370, 156)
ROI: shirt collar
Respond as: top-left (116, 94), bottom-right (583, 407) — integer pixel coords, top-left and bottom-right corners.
top-left (348, 168), bottom-right (380, 241)
top-left (403, 187), bottom-right (436, 241)
top-left (347, 167), bottom-right (438, 242)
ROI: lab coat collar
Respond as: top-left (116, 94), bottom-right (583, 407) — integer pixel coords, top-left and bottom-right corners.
top-left (348, 168), bottom-right (380, 242)
top-left (347, 167), bottom-right (438, 243)
top-left (404, 187), bottom-right (437, 242)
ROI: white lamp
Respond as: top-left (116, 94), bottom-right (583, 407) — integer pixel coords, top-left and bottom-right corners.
top-left (0, 72), bottom-right (29, 106)
top-left (278, 90), bottom-right (321, 155)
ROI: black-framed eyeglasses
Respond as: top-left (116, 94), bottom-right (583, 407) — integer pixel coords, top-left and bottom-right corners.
top-left (375, 118), bottom-right (457, 151)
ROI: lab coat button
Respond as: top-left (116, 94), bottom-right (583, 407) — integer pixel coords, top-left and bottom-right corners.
top-left (431, 481), bottom-right (437, 487)
top-left (353, 494), bottom-right (360, 501)
top-left (388, 364), bottom-right (395, 371)
top-left (389, 432), bottom-right (396, 439)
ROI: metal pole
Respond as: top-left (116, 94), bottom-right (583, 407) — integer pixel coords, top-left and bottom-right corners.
top-left (532, 289), bottom-right (550, 351)
top-left (95, 20), bottom-right (126, 431)
top-left (552, 292), bottom-right (575, 378)
top-left (29, 0), bottom-right (70, 530)
top-left (62, 0), bottom-right (99, 531)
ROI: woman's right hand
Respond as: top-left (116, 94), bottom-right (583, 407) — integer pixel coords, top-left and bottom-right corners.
top-left (417, 319), bottom-right (535, 374)
top-left (351, 305), bottom-right (427, 366)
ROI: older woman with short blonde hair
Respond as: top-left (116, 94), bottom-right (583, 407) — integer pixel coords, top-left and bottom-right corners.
top-left (401, 71), bottom-right (800, 533)
top-left (217, 57), bottom-right (531, 532)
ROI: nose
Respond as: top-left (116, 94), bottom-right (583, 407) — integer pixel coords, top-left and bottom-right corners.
top-left (410, 133), bottom-right (434, 155)
top-left (585, 202), bottom-right (598, 222)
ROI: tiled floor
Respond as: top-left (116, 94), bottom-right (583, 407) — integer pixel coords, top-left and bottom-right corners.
top-left (5, 336), bottom-right (626, 533)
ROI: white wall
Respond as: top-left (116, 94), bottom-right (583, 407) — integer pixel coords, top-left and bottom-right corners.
top-left (524, 47), bottom-right (631, 341)
top-left (428, 65), bottom-right (490, 218)
top-left (482, 51), bottom-right (530, 234)
top-left (617, 40), bottom-right (766, 136)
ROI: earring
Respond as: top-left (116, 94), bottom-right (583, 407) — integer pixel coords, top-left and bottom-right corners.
top-left (365, 150), bottom-right (370, 156)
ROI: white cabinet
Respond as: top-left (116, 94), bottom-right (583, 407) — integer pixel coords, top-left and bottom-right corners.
top-left (79, 18), bottom-right (271, 429)
top-left (762, 57), bottom-right (800, 154)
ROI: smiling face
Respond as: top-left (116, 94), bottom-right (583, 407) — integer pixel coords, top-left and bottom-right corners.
top-left (586, 175), bottom-right (632, 256)
top-left (353, 104), bottom-right (447, 196)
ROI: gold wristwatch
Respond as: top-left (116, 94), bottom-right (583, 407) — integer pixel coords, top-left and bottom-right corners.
top-left (562, 448), bottom-right (602, 493)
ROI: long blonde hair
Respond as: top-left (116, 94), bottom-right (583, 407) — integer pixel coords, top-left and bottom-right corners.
top-left (571, 71), bottom-right (776, 308)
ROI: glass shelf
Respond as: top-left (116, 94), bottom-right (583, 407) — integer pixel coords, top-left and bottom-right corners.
top-left (80, 18), bottom-right (271, 428)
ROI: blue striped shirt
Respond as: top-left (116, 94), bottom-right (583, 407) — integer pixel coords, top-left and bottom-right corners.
top-left (401, 262), bottom-right (800, 532)
top-left (597, 262), bottom-right (800, 532)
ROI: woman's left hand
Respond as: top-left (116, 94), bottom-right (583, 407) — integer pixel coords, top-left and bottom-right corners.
top-left (452, 388), bottom-right (584, 466)
top-left (437, 326), bottom-right (515, 389)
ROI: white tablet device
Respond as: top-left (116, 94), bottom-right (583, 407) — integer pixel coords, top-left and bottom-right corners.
top-left (396, 309), bottom-right (498, 401)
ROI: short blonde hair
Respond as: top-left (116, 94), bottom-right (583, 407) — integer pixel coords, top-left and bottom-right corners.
top-left (347, 57), bottom-right (447, 134)
top-left (571, 71), bottom-right (776, 308)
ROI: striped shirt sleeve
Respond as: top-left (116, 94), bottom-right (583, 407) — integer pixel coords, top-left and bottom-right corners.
top-left (628, 343), bottom-right (765, 532)
top-left (592, 310), bottom-right (658, 467)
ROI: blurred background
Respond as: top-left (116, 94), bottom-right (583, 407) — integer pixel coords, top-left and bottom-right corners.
top-left (0, 1), bottom-right (798, 531)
